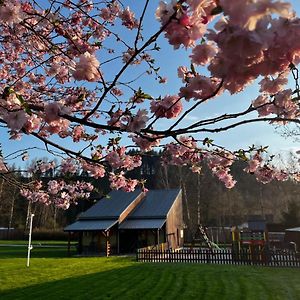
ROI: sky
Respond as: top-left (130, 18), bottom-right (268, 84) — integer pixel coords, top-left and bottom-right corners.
top-left (1, 0), bottom-right (300, 166)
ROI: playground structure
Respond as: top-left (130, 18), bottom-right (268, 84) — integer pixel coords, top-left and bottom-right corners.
top-left (188, 225), bottom-right (222, 250)
top-left (231, 227), bottom-right (268, 262)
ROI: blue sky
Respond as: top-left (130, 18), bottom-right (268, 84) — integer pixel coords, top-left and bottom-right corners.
top-left (1, 0), bottom-right (300, 166)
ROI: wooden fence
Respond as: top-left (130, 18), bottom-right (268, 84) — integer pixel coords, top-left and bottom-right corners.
top-left (136, 248), bottom-right (300, 268)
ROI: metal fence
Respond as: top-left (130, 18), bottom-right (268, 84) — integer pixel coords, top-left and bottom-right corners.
top-left (136, 248), bottom-right (300, 268)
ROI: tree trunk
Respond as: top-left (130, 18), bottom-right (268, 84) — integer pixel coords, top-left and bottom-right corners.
top-left (8, 186), bottom-right (17, 230)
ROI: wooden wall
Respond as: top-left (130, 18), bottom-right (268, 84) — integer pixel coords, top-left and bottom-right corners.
top-left (77, 227), bottom-right (118, 255)
top-left (166, 191), bottom-right (183, 249)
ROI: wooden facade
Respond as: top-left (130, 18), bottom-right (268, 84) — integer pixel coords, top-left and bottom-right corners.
top-left (166, 191), bottom-right (183, 249)
top-left (65, 189), bottom-right (183, 256)
top-left (76, 226), bottom-right (118, 256)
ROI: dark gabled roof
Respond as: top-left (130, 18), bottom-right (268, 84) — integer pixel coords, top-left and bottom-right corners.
top-left (119, 219), bottom-right (166, 229)
top-left (127, 189), bottom-right (181, 219)
top-left (79, 189), bottom-right (142, 220)
top-left (64, 189), bottom-right (182, 232)
top-left (64, 220), bottom-right (117, 231)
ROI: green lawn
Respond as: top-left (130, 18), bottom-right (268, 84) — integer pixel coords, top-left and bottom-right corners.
top-left (1, 245), bottom-right (300, 300)
top-left (0, 240), bottom-right (77, 245)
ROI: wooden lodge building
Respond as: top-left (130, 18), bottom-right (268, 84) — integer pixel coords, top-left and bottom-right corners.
top-left (64, 189), bottom-right (183, 256)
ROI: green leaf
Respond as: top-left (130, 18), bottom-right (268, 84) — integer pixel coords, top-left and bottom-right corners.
top-left (94, 41), bottom-right (102, 47)
top-left (190, 63), bottom-right (196, 75)
top-left (259, 146), bottom-right (269, 153)
top-left (141, 93), bottom-right (153, 100)
top-left (154, 43), bottom-right (161, 51)
top-left (77, 94), bottom-right (86, 102)
top-left (16, 94), bottom-right (32, 115)
top-left (134, 88), bottom-right (153, 100)
top-left (237, 149), bottom-right (248, 161)
top-left (2, 87), bottom-right (14, 99)
top-left (203, 138), bottom-right (214, 146)
top-left (211, 5), bottom-right (223, 16)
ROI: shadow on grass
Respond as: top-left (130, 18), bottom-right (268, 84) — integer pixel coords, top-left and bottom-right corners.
top-left (0, 263), bottom-right (230, 300)
top-left (1, 265), bottom-right (147, 300)
top-left (1, 261), bottom-right (300, 300)
top-left (0, 246), bottom-right (76, 259)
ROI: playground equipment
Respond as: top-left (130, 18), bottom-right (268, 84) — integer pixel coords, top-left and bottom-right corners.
top-left (231, 227), bottom-right (268, 262)
top-left (191, 225), bottom-right (221, 250)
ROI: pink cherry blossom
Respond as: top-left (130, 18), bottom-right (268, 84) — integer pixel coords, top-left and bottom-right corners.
top-left (48, 180), bottom-right (63, 195)
top-left (81, 160), bottom-right (106, 179)
top-left (61, 158), bottom-right (77, 174)
top-left (45, 102), bottom-right (61, 123)
top-left (125, 109), bottom-right (149, 132)
top-left (244, 153), bottom-right (263, 173)
top-left (23, 115), bottom-right (41, 133)
top-left (177, 66), bottom-right (192, 83)
top-left (0, 1), bottom-right (23, 25)
top-left (100, 2), bottom-right (120, 23)
top-left (36, 161), bottom-right (55, 173)
top-left (109, 172), bottom-right (127, 190)
top-left (106, 147), bottom-right (142, 170)
top-left (107, 109), bottom-right (123, 127)
top-left (72, 52), bottom-right (101, 82)
top-left (219, 0), bottom-right (292, 31)
top-left (122, 179), bottom-right (138, 192)
top-left (259, 75), bottom-right (288, 94)
top-left (254, 166), bottom-right (274, 184)
top-left (72, 125), bottom-right (85, 142)
top-left (131, 134), bottom-right (161, 152)
top-left (274, 171), bottom-right (289, 181)
top-left (0, 0), bottom-right (300, 201)
top-left (151, 95), bottom-right (182, 119)
top-left (120, 7), bottom-right (139, 30)
top-left (190, 43), bottom-right (217, 66)
top-left (180, 75), bottom-right (221, 100)
top-left (4, 110), bottom-right (27, 131)
top-left (157, 0), bottom-right (216, 49)
top-left (0, 158), bottom-right (8, 173)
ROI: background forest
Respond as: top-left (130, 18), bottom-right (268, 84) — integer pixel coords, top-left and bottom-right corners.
top-left (1, 152), bottom-right (299, 241)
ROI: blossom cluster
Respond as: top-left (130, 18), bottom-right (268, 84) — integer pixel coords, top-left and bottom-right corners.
top-left (150, 95), bottom-right (183, 118)
top-left (156, 0), bottom-right (217, 49)
top-left (0, 0), bottom-right (299, 207)
top-left (21, 180), bottom-right (93, 210)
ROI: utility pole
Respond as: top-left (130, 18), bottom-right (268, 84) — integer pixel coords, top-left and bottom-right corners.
top-left (27, 214), bottom-right (34, 267)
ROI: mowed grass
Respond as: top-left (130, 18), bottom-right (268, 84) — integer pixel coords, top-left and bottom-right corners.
top-left (1, 245), bottom-right (300, 300)
top-left (0, 240), bottom-right (77, 245)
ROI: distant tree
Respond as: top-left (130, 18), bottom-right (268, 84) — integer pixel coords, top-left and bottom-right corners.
top-left (281, 200), bottom-right (300, 228)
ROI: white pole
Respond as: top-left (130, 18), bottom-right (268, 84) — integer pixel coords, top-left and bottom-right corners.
top-left (26, 213), bottom-right (34, 267)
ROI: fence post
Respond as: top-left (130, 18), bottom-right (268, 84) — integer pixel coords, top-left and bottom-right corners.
top-left (206, 249), bottom-right (210, 264)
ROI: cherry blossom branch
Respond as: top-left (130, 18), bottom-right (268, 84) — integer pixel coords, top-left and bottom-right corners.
top-left (167, 79), bottom-right (224, 131)
top-left (182, 117), bottom-right (300, 135)
top-left (83, 5), bottom-right (181, 120)
top-left (134, 0), bottom-right (150, 50)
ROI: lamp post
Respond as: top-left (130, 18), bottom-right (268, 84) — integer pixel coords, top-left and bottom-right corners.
top-left (26, 213), bottom-right (34, 267)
